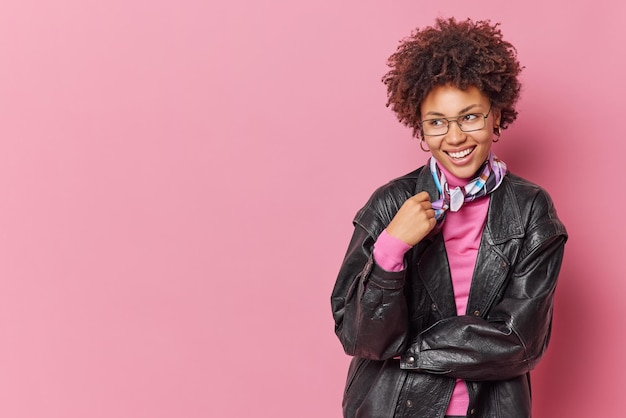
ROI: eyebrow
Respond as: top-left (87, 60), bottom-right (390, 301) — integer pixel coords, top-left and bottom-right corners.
top-left (423, 104), bottom-right (482, 118)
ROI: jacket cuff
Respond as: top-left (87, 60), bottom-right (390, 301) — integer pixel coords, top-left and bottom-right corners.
top-left (400, 346), bottom-right (420, 370)
top-left (367, 256), bottom-right (406, 290)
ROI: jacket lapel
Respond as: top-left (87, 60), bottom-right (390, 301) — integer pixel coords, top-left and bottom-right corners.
top-left (411, 170), bottom-right (526, 318)
top-left (413, 167), bottom-right (457, 317)
top-left (466, 177), bottom-right (525, 316)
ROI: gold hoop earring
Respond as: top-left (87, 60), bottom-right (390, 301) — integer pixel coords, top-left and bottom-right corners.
top-left (420, 139), bottom-right (430, 152)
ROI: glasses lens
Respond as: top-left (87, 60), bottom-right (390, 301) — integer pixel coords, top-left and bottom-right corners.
top-left (459, 113), bottom-right (486, 132)
top-left (422, 119), bottom-right (447, 136)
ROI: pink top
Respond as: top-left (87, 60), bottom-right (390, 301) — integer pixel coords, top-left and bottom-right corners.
top-left (372, 164), bottom-right (489, 416)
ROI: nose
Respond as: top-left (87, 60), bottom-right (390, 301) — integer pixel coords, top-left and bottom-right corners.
top-left (445, 120), bottom-right (466, 144)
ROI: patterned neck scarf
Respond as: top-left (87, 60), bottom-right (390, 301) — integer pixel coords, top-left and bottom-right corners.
top-left (430, 152), bottom-right (507, 221)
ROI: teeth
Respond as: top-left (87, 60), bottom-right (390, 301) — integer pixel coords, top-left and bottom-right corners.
top-left (448, 148), bottom-right (473, 159)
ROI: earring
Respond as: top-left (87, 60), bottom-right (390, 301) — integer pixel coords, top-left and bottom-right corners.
top-left (420, 139), bottom-right (430, 152)
top-left (493, 126), bottom-right (501, 143)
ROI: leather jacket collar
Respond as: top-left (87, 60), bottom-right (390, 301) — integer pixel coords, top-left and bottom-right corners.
top-left (413, 164), bottom-right (525, 244)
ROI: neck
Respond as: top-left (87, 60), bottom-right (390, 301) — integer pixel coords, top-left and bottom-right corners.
top-left (437, 163), bottom-right (474, 187)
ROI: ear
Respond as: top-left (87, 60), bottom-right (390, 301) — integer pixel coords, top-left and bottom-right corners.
top-left (493, 108), bottom-right (502, 127)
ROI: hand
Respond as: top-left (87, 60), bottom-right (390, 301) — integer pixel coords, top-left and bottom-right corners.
top-left (385, 191), bottom-right (437, 246)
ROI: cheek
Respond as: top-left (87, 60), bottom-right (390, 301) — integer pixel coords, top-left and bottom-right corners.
top-left (475, 129), bottom-right (495, 145)
top-left (424, 138), bottom-right (441, 151)
top-left (480, 134), bottom-right (494, 145)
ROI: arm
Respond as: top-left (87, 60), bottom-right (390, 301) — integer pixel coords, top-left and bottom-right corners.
top-left (401, 193), bottom-right (567, 381)
top-left (331, 189), bottom-right (436, 360)
top-left (331, 224), bottom-right (409, 360)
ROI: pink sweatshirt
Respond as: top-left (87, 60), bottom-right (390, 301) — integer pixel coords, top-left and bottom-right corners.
top-left (372, 165), bottom-right (489, 416)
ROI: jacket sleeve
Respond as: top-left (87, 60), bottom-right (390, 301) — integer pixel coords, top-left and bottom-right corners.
top-left (331, 186), bottom-right (414, 360)
top-left (400, 191), bottom-right (567, 381)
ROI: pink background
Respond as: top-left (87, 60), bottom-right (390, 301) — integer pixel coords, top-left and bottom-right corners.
top-left (0, 0), bottom-right (624, 417)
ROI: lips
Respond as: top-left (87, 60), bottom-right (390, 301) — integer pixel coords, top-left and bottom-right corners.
top-left (446, 147), bottom-right (475, 159)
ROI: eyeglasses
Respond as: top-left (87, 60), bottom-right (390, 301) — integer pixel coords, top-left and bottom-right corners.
top-left (419, 104), bottom-right (492, 136)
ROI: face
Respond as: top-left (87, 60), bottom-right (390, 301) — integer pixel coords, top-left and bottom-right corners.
top-left (420, 84), bottom-right (500, 179)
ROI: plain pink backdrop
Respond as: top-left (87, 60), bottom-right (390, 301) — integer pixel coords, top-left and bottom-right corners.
top-left (0, 0), bottom-right (624, 417)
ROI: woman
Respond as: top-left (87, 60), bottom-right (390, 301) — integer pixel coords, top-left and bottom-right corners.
top-left (331, 18), bottom-right (567, 418)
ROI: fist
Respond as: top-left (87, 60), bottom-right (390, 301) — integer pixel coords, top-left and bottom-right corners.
top-left (385, 191), bottom-right (437, 246)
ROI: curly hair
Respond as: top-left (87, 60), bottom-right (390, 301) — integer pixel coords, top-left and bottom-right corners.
top-left (382, 17), bottom-right (522, 139)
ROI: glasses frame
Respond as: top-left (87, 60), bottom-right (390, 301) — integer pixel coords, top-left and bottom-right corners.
top-left (420, 104), bottom-right (493, 136)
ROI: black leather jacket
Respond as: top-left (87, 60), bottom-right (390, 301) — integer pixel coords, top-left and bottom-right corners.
top-left (331, 166), bottom-right (567, 418)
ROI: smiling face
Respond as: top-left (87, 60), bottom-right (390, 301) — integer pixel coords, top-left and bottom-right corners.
top-left (421, 84), bottom-right (500, 179)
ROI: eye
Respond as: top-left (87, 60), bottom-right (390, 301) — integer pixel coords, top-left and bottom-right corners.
top-left (425, 118), bottom-right (445, 127)
top-left (462, 113), bottom-right (480, 122)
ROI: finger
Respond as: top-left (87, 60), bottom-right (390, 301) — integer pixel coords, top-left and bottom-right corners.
top-left (414, 191), bottom-right (431, 200)
top-left (409, 191), bottom-right (431, 204)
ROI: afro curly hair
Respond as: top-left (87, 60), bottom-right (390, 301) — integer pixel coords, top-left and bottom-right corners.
top-left (382, 17), bottom-right (522, 139)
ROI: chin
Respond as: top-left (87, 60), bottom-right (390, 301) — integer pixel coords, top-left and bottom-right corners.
top-left (447, 164), bottom-right (482, 179)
